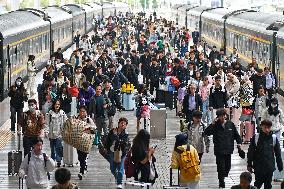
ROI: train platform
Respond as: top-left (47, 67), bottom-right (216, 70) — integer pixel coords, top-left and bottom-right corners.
top-left (0, 45), bottom-right (282, 189)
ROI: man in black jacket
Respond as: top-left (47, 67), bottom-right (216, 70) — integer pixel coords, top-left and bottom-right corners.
top-left (121, 58), bottom-right (139, 88)
top-left (209, 75), bottom-right (228, 118)
top-left (204, 108), bottom-right (242, 189)
top-left (247, 119), bottom-right (283, 189)
top-left (140, 49), bottom-right (152, 87)
top-left (82, 59), bottom-right (96, 83)
top-left (182, 84), bottom-right (202, 123)
top-left (149, 57), bottom-right (163, 95)
top-left (250, 68), bottom-right (266, 96)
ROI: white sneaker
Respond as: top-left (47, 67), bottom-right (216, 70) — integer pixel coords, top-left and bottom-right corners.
top-left (117, 184), bottom-right (123, 189)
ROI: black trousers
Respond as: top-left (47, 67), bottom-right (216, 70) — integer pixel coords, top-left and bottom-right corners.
top-left (198, 153), bottom-right (203, 163)
top-left (185, 110), bottom-right (194, 123)
top-left (254, 171), bottom-right (273, 189)
top-left (216, 154), bottom-right (231, 187)
top-left (10, 107), bottom-right (23, 132)
top-left (23, 136), bottom-right (37, 157)
top-left (77, 150), bottom-right (88, 174)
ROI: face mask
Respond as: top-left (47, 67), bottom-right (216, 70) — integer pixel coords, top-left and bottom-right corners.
top-left (28, 105), bottom-right (36, 112)
top-left (16, 81), bottom-right (21, 86)
top-left (271, 104), bottom-right (277, 108)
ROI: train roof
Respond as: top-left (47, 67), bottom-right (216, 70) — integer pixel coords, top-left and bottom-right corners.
top-left (0, 10), bottom-right (49, 38)
top-left (62, 4), bottom-right (85, 16)
top-left (86, 2), bottom-right (102, 10)
top-left (77, 4), bottom-right (94, 14)
top-left (226, 11), bottom-right (284, 35)
top-left (177, 5), bottom-right (197, 12)
top-left (102, 2), bottom-right (115, 8)
top-left (172, 4), bottom-right (184, 10)
top-left (276, 26), bottom-right (284, 40)
top-left (43, 6), bottom-right (72, 24)
top-left (112, 2), bottom-right (129, 8)
top-left (202, 7), bottom-right (231, 22)
top-left (187, 6), bottom-right (211, 17)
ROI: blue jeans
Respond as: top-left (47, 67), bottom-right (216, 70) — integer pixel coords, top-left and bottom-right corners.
top-left (50, 138), bottom-right (63, 162)
top-left (109, 152), bottom-right (126, 185)
top-left (202, 98), bottom-right (212, 124)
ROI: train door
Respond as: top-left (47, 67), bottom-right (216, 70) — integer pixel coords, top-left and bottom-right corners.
top-left (7, 45), bottom-right (11, 90)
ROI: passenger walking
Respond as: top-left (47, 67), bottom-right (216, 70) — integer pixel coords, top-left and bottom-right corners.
top-left (131, 129), bottom-right (156, 183)
top-left (8, 77), bottom-right (28, 133)
top-left (88, 85), bottom-right (110, 137)
top-left (45, 99), bottom-right (67, 167)
top-left (27, 55), bottom-right (37, 97)
top-left (204, 108), bottom-right (242, 189)
top-left (182, 84), bottom-right (203, 123)
top-left (105, 117), bottom-right (131, 189)
top-left (254, 85), bottom-right (267, 129)
top-left (76, 105), bottom-right (95, 180)
top-left (19, 137), bottom-right (55, 189)
top-left (247, 119), bottom-right (283, 189)
top-left (19, 99), bottom-right (45, 157)
top-left (262, 97), bottom-right (284, 141)
top-left (183, 110), bottom-right (210, 161)
top-left (171, 133), bottom-right (200, 189)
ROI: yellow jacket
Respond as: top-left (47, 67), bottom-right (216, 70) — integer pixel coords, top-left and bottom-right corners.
top-left (171, 145), bottom-right (201, 184)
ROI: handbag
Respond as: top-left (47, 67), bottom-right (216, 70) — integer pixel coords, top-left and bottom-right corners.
top-left (107, 104), bottom-right (116, 116)
top-left (149, 156), bottom-right (158, 183)
top-left (114, 150), bottom-right (122, 163)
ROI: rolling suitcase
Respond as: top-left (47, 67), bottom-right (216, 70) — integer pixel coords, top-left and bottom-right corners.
top-left (63, 143), bottom-right (78, 167)
top-left (8, 135), bottom-right (22, 176)
top-left (165, 91), bottom-right (177, 110)
top-left (163, 168), bottom-right (189, 189)
top-left (240, 120), bottom-right (255, 143)
top-left (122, 93), bottom-right (135, 111)
top-left (156, 89), bottom-right (166, 103)
top-left (124, 181), bottom-right (152, 189)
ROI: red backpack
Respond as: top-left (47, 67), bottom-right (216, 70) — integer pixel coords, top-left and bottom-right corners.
top-left (124, 150), bottom-right (135, 178)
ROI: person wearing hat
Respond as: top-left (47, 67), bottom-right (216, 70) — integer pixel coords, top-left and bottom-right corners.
top-left (250, 68), bottom-right (266, 96)
top-left (209, 45), bottom-right (219, 63)
top-left (247, 119), bottom-right (283, 189)
top-left (231, 172), bottom-right (257, 189)
top-left (172, 58), bottom-right (187, 86)
top-left (171, 133), bottom-right (201, 188)
top-left (183, 110), bottom-right (210, 162)
top-left (97, 50), bottom-right (113, 73)
top-left (204, 108), bottom-right (242, 189)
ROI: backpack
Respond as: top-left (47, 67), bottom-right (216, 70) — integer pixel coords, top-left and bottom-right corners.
top-left (27, 152), bottom-right (50, 180)
top-left (124, 150), bottom-right (135, 178)
top-left (178, 145), bottom-right (200, 179)
top-left (255, 133), bottom-right (276, 147)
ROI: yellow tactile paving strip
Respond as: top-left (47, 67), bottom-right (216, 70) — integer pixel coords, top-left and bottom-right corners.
top-left (0, 119), bottom-right (12, 150)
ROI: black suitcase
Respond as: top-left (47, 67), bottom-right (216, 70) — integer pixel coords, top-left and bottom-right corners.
top-left (163, 168), bottom-right (189, 188)
top-left (156, 90), bottom-right (166, 103)
top-left (165, 91), bottom-right (177, 110)
top-left (8, 135), bottom-right (22, 176)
